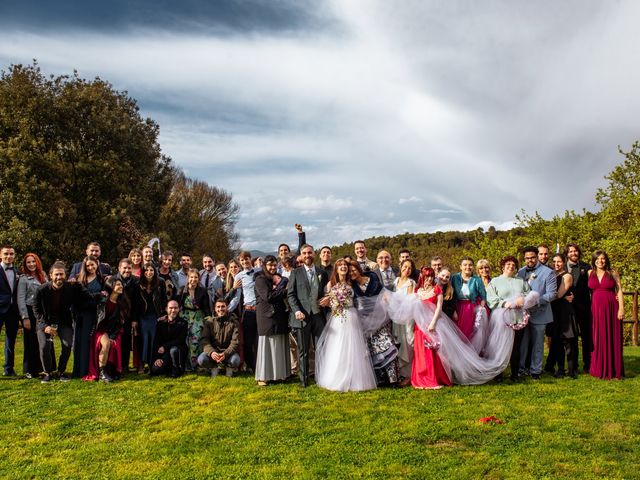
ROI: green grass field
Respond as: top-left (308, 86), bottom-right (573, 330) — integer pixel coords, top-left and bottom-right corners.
top-left (1, 333), bottom-right (638, 479)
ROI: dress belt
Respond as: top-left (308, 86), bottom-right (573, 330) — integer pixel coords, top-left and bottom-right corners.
top-left (244, 305), bottom-right (256, 311)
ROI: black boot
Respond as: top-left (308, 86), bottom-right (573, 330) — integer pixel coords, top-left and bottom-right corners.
top-left (99, 367), bottom-right (113, 383)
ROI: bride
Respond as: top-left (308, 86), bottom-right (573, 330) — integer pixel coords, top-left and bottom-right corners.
top-left (315, 259), bottom-right (377, 392)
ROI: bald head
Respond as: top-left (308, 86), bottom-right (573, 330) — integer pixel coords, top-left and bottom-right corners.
top-left (377, 250), bottom-right (392, 270)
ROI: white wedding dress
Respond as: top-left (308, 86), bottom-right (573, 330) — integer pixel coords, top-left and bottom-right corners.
top-left (315, 283), bottom-right (377, 392)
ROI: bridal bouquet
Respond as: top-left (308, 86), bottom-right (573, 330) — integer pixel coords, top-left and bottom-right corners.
top-left (329, 283), bottom-right (353, 318)
top-left (503, 299), bottom-right (530, 331)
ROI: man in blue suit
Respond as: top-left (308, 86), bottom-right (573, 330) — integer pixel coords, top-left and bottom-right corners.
top-left (517, 246), bottom-right (557, 380)
top-left (0, 245), bottom-right (20, 376)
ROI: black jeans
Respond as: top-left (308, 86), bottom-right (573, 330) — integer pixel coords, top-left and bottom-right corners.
top-left (150, 346), bottom-right (187, 376)
top-left (37, 324), bottom-right (74, 374)
top-left (510, 329), bottom-right (525, 378)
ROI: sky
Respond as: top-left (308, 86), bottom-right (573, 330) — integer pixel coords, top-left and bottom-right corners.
top-left (1, 0), bottom-right (639, 251)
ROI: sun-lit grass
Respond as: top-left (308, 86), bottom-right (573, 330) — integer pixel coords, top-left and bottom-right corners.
top-left (1, 332), bottom-right (639, 479)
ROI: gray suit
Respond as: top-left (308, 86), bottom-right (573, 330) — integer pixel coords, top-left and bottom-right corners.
top-left (287, 266), bottom-right (329, 386)
top-left (517, 263), bottom-right (557, 375)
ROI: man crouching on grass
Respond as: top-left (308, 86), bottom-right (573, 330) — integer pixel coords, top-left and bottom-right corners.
top-left (197, 299), bottom-right (240, 378)
top-left (150, 300), bottom-right (188, 378)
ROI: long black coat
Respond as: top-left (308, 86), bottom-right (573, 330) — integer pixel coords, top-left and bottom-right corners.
top-left (254, 271), bottom-right (289, 336)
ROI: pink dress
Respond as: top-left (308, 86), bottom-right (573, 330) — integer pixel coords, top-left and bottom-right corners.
top-left (589, 272), bottom-right (624, 379)
top-left (411, 285), bottom-right (452, 389)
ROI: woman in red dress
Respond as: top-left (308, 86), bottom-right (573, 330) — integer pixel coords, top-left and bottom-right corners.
top-left (588, 250), bottom-right (625, 379)
top-left (83, 277), bottom-right (129, 383)
top-left (411, 267), bottom-right (452, 389)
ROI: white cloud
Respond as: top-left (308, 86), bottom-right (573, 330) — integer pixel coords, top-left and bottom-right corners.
top-left (1, 1), bottom-right (638, 250)
top-left (398, 196), bottom-right (422, 204)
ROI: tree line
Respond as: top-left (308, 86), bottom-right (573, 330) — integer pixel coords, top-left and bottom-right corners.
top-left (0, 62), bottom-right (238, 266)
top-left (332, 142), bottom-right (640, 292)
top-left (2, 62), bottom-right (638, 295)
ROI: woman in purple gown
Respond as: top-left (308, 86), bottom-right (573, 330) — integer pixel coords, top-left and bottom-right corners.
top-left (588, 250), bottom-right (625, 380)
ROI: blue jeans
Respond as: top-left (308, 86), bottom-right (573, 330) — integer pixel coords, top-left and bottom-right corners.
top-left (197, 351), bottom-right (241, 369)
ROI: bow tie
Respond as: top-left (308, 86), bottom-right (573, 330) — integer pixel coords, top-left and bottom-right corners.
top-left (526, 267), bottom-right (536, 273)
top-left (3, 266), bottom-right (13, 271)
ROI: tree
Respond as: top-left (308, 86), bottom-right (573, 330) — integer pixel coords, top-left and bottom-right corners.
top-left (158, 171), bottom-right (239, 262)
top-left (1, 62), bottom-right (240, 268)
top-left (594, 142), bottom-right (640, 289)
top-left (0, 62), bottom-right (175, 265)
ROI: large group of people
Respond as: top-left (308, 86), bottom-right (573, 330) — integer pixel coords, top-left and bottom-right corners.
top-left (0, 226), bottom-right (627, 390)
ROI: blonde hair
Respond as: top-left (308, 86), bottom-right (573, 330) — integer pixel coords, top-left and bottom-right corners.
top-left (439, 267), bottom-right (454, 301)
top-left (477, 258), bottom-right (491, 271)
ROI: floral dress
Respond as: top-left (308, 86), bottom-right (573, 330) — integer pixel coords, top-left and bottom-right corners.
top-left (183, 295), bottom-right (205, 369)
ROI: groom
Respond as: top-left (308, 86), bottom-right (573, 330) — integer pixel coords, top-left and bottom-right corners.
top-left (517, 246), bottom-right (557, 380)
top-left (287, 244), bottom-right (329, 387)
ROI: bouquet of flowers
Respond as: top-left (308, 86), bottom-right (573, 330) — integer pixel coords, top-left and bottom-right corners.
top-left (329, 283), bottom-right (353, 319)
top-left (503, 297), bottom-right (530, 331)
top-left (423, 331), bottom-right (441, 351)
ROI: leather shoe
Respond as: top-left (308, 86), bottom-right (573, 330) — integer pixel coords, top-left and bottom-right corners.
top-left (3, 368), bottom-right (16, 376)
top-left (531, 373), bottom-right (541, 380)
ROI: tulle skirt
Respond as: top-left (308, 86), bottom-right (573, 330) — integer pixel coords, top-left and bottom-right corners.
top-left (315, 308), bottom-right (377, 392)
top-left (387, 292), bottom-right (539, 385)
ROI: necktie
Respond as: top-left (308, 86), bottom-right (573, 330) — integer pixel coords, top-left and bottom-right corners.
top-left (205, 273), bottom-right (210, 288)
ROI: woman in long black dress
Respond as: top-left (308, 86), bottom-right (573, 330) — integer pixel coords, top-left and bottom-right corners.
top-left (72, 255), bottom-right (104, 378)
top-left (550, 253), bottom-right (579, 378)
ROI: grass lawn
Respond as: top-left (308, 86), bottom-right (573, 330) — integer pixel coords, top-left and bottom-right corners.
top-left (1, 333), bottom-right (639, 479)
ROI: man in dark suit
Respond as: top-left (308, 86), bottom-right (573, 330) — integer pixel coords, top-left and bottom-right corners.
top-left (69, 241), bottom-right (112, 278)
top-left (0, 245), bottom-right (20, 376)
top-left (566, 243), bottom-right (592, 373)
top-left (33, 261), bottom-right (98, 382)
top-left (287, 244), bottom-right (329, 387)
